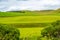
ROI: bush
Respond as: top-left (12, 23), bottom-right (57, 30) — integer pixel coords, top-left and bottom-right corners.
top-left (0, 25), bottom-right (20, 40)
top-left (41, 20), bottom-right (60, 40)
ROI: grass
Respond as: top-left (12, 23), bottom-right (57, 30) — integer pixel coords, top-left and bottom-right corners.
top-left (0, 16), bottom-right (60, 39)
top-left (0, 10), bottom-right (60, 40)
top-left (0, 12), bottom-right (22, 17)
top-left (0, 9), bottom-right (60, 17)
top-left (18, 27), bottom-right (44, 38)
top-left (0, 16), bottom-right (60, 24)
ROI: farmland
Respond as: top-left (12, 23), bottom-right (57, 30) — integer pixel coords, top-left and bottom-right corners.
top-left (0, 16), bottom-right (60, 39)
top-left (0, 16), bottom-right (60, 24)
top-left (0, 9), bottom-right (60, 40)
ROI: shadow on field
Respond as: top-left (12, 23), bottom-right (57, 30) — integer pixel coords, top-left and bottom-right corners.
top-left (0, 23), bottom-right (50, 28)
top-left (19, 20), bottom-right (60, 40)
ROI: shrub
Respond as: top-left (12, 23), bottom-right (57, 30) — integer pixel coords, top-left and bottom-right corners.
top-left (41, 20), bottom-right (60, 40)
top-left (0, 25), bottom-right (20, 40)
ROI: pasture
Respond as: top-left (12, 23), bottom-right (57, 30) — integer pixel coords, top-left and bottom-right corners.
top-left (0, 10), bottom-right (60, 40)
top-left (0, 16), bottom-right (60, 39)
top-left (0, 16), bottom-right (60, 24)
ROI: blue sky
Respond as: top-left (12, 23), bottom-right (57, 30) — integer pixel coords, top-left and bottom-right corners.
top-left (0, 0), bottom-right (60, 11)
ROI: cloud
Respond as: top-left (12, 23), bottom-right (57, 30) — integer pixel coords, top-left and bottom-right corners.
top-left (0, 0), bottom-right (60, 11)
top-left (0, 0), bottom-right (8, 2)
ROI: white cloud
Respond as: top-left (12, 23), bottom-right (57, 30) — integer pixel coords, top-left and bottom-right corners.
top-left (0, 0), bottom-right (60, 11)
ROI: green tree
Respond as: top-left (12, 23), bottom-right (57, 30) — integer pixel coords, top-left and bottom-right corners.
top-left (41, 20), bottom-right (60, 40)
top-left (0, 25), bottom-right (20, 40)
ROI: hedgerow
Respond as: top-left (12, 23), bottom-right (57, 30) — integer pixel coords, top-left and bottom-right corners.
top-left (0, 25), bottom-right (20, 40)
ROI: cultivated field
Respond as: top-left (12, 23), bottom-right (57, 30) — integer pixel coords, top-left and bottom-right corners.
top-left (0, 16), bottom-right (60, 39)
top-left (0, 9), bottom-right (60, 40)
top-left (0, 16), bottom-right (60, 24)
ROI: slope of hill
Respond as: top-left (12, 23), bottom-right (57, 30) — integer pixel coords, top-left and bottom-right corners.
top-left (0, 9), bottom-right (60, 17)
top-left (0, 9), bottom-right (60, 39)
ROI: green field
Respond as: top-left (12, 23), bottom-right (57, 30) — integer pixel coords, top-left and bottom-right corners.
top-left (0, 9), bottom-right (60, 17)
top-left (0, 16), bottom-right (60, 24)
top-left (0, 9), bottom-right (60, 40)
top-left (18, 27), bottom-right (44, 38)
top-left (0, 16), bottom-right (60, 38)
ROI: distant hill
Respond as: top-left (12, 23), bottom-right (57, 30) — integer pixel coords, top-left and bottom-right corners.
top-left (7, 8), bottom-right (60, 13)
top-left (0, 8), bottom-right (60, 17)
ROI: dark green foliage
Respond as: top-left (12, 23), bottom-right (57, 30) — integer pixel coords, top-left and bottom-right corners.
top-left (41, 20), bottom-right (60, 40)
top-left (9, 11), bottom-right (26, 13)
top-left (10, 23), bottom-right (48, 27)
top-left (0, 23), bottom-right (49, 28)
top-left (0, 25), bottom-right (20, 40)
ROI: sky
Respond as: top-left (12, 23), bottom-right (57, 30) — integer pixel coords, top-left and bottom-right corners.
top-left (0, 0), bottom-right (60, 11)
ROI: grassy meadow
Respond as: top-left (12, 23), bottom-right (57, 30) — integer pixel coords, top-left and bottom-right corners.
top-left (0, 9), bottom-right (60, 40)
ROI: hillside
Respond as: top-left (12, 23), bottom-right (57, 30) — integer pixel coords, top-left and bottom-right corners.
top-left (0, 8), bottom-right (60, 40)
top-left (0, 9), bottom-right (60, 17)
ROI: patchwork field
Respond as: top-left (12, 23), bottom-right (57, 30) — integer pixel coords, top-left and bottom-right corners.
top-left (0, 16), bottom-right (60, 39)
top-left (0, 10), bottom-right (60, 40)
top-left (0, 16), bottom-right (60, 24)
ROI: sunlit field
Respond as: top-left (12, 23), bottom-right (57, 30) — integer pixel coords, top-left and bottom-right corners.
top-left (0, 16), bottom-right (60, 24)
top-left (0, 16), bottom-right (60, 39)
top-left (0, 10), bottom-right (60, 40)
top-left (18, 27), bottom-right (44, 38)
